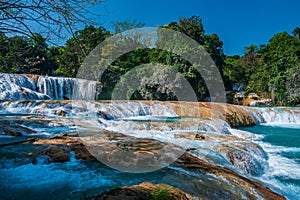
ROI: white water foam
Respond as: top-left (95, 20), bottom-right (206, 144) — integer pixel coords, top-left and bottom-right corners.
top-left (0, 157), bottom-right (116, 200)
top-left (259, 141), bottom-right (300, 199)
top-left (259, 142), bottom-right (300, 179)
top-left (228, 128), bottom-right (265, 140)
top-left (0, 73), bottom-right (100, 100)
top-left (230, 126), bottom-right (300, 199)
top-left (245, 107), bottom-right (300, 125)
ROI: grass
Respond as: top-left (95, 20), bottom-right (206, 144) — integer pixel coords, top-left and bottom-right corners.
top-left (150, 186), bottom-right (171, 200)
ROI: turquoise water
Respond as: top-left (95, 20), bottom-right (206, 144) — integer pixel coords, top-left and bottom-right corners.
top-left (240, 124), bottom-right (300, 199)
top-left (241, 125), bottom-right (300, 148)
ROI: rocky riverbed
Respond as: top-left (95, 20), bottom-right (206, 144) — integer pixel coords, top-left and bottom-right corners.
top-left (1, 100), bottom-right (292, 199)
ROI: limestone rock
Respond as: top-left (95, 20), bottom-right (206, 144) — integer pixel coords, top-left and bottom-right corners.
top-left (165, 101), bottom-right (256, 127)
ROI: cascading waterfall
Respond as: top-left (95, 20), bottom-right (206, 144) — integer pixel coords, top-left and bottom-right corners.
top-left (0, 100), bottom-right (274, 177)
top-left (0, 73), bottom-right (50, 100)
top-left (0, 73), bottom-right (101, 100)
top-left (241, 106), bottom-right (300, 199)
top-left (37, 76), bottom-right (73, 100)
top-left (0, 73), bottom-right (299, 199)
top-left (245, 107), bottom-right (300, 124)
top-left (0, 101), bottom-right (178, 118)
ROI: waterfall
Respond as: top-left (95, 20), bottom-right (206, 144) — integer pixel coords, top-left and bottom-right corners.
top-left (0, 101), bottom-right (178, 119)
top-left (37, 76), bottom-right (75, 100)
top-left (95, 101), bottom-right (178, 120)
top-left (0, 73), bottom-right (101, 100)
top-left (0, 73), bottom-right (50, 100)
top-left (245, 107), bottom-right (300, 124)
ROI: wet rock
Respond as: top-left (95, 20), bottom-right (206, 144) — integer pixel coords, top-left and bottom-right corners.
top-left (70, 143), bottom-right (97, 161)
top-left (97, 110), bottom-right (111, 120)
top-left (175, 132), bottom-right (205, 140)
top-left (32, 144), bottom-right (70, 163)
top-left (195, 133), bottom-right (205, 140)
top-left (34, 133), bottom-right (182, 172)
top-left (186, 148), bottom-right (198, 152)
top-left (0, 132), bottom-right (285, 200)
top-left (87, 182), bottom-right (194, 200)
top-left (202, 132), bottom-right (269, 175)
top-left (0, 121), bottom-right (36, 136)
top-left (173, 131), bottom-right (268, 176)
top-left (0, 100), bottom-right (256, 127)
top-left (34, 136), bottom-right (79, 145)
top-left (80, 130), bottom-right (185, 172)
top-left (227, 149), bottom-right (265, 176)
top-left (56, 110), bottom-right (67, 117)
top-left (166, 101), bottom-right (256, 127)
top-left (174, 153), bottom-right (285, 200)
top-left (33, 136), bottom-right (97, 162)
top-left (0, 141), bottom-right (37, 168)
top-left (34, 134), bottom-right (184, 169)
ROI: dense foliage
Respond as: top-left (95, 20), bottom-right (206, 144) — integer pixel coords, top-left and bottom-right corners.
top-left (0, 16), bottom-right (299, 105)
top-left (223, 29), bottom-right (300, 105)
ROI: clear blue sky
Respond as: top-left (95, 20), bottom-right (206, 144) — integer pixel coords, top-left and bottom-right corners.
top-left (94, 0), bottom-right (300, 55)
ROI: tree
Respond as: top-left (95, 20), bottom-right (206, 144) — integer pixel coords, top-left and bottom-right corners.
top-left (243, 31), bottom-right (300, 104)
top-left (0, 32), bottom-right (56, 74)
top-left (223, 55), bottom-right (243, 85)
top-left (0, 0), bottom-right (103, 40)
top-left (286, 65), bottom-right (300, 105)
top-left (292, 27), bottom-right (300, 40)
top-left (204, 33), bottom-right (225, 72)
top-left (112, 20), bottom-right (145, 33)
top-left (55, 25), bottom-right (111, 77)
top-left (158, 16), bottom-right (225, 100)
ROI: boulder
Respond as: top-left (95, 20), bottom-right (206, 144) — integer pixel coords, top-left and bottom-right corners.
top-left (87, 182), bottom-right (194, 200)
top-left (32, 144), bottom-right (71, 163)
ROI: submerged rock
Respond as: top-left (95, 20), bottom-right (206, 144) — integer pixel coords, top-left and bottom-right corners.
top-left (0, 139), bottom-right (38, 168)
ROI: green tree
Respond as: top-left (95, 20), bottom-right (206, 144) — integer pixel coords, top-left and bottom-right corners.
top-left (292, 27), bottom-right (300, 40)
top-left (286, 65), bottom-right (300, 104)
top-left (223, 55), bottom-right (243, 88)
top-left (244, 31), bottom-right (300, 104)
top-left (0, 33), bottom-right (52, 74)
top-left (55, 25), bottom-right (111, 77)
top-left (157, 16), bottom-right (225, 100)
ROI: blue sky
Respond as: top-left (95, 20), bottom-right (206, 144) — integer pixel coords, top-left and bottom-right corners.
top-left (95, 0), bottom-right (300, 55)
